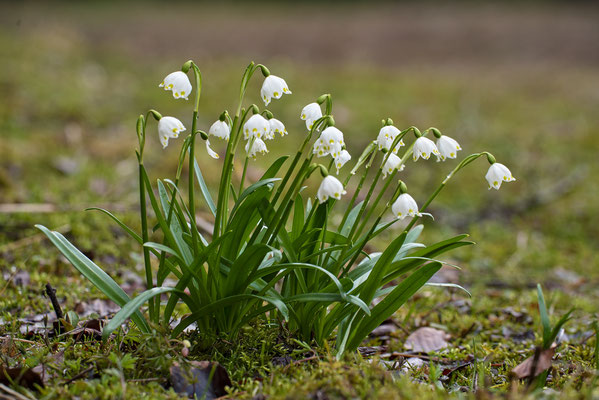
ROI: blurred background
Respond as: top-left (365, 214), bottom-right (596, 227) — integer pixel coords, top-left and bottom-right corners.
top-left (1, 1), bottom-right (598, 301)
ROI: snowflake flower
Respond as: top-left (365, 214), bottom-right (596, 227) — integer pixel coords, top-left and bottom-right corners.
top-left (159, 71), bottom-right (192, 100)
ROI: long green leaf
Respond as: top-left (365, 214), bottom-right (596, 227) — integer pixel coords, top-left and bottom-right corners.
top-left (194, 158), bottom-right (217, 216)
top-left (35, 225), bottom-right (149, 333)
top-left (102, 287), bottom-right (178, 340)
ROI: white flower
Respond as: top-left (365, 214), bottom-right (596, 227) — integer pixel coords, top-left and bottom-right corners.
top-left (243, 114), bottom-right (270, 140)
top-left (158, 116), bottom-right (186, 149)
top-left (206, 140), bottom-right (219, 159)
top-left (261, 75), bottom-right (291, 106)
top-left (313, 126), bottom-right (345, 158)
top-left (382, 153), bottom-right (405, 178)
top-left (436, 135), bottom-right (462, 161)
top-left (317, 175), bottom-right (346, 203)
top-left (245, 138), bottom-right (268, 159)
top-left (376, 125), bottom-right (404, 153)
top-left (392, 193), bottom-right (422, 220)
top-left (485, 163), bottom-right (516, 190)
top-left (159, 71), bottom-right (192, 100)
top-left (268, 118), bottom-right (287, 138)
top-left (334, 150), bottom-right (352, 174)
top-left (412, 137), bottom-right (440, 161)
top-left (300, 103), bottom-right (323, 130)
top-left (208, 120), bottom-right (230, 141)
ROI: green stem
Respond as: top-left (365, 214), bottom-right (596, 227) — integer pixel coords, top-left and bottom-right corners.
top-left (188, 63), bottom-right (202, 249)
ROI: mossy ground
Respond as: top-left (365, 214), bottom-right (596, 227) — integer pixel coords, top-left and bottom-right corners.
top-left (1, 2), bottom-right (598, 399)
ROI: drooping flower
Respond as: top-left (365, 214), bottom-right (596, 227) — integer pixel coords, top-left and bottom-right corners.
top-left (334, 150), bottom-right (352, 174)
top-left (392, 193), bottom-right (422, 220)
top-left (208, 120), bottom-right (230, 141)
top-left (485, 163), bottom-right (516, 190)
top-left (300, 103), bottom-right (323, 130)
top-left (313, 126), bottom-right (345, 158)
top-left (317, 175), bottom-right (346, 203)
top-left (243, 114), bottom-right (270, 140)
top-left (436, 135), bottom-right (462, 161)
top-left (245, 138), bottom-right (269, 159)
top-left (261, 75), bottom-right (291, 106)
top-left (157, 116), bottom-right (186, 149)
top-left (206, 140), bottom-right (219, 159)
top-left (376, 125), bottom-right (404, 153)
top-left (268, 118), bottom-right (287, 138)
top-left (412, 137), bottom-right (440, 161)
top-left (159, 71), bottom-right (192, 100)
top-left (382, 153), bottom-right (405, 178)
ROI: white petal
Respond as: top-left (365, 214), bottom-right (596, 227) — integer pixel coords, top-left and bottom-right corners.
top-left (205, 140), bottom-right (219, 159)
top-left (161, 71), bottom-right (192, 100)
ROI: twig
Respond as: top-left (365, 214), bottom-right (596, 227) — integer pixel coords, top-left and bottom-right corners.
top-left (61, 366), bottom-right (95, 385)
top-left (44, 283), bottom-right (63, 320)
top-left (0, 383), bottom-right (35, 400)
top-left (0, 337), bottom-right (39, 345)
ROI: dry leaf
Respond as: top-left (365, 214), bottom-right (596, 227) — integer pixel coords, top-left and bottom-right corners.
top-left (511, 347), bottom-right (555, 379)
top-left (0, 366), bottom-right (44, 390)
top-left (169, 361), bottom-right (231, 399)
top-left (404, 327), bottom-right (450, 353)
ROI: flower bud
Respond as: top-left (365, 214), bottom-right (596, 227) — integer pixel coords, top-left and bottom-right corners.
top-left (399, 181), bottom-right (408, 194)
top-left (318, 164), bottom-right (329, 178)
top-left (327, 115), bottom-right (336, 126)
top-left (250, 104), bottom-right (260, 114)
top-left (150, 109), bottom-right (162, 121)
top-left (181, 60), bottom-right (193, 73)
top-left (430, 127), bottom-right (442, 139)
top-left (219, 111), bottom-right (228, 122)
top-left (317, 94), bottom-right (330, 105)
top-left (258, 64), bottom-right (270, 77)
top-left (197, 130), bottom-right (208, 140)
top-left (486, 153), bottom-right (496, 164)
top-left (263, 110), bottom-right (274, 120)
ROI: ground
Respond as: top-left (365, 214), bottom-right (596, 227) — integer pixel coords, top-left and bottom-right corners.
top-left (1, 2), bottom-right (598, 399)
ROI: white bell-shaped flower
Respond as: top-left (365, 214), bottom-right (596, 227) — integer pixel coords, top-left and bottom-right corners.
top-left (208, 120), bottom-right (230, 141)
top-left (159, 71), bottom-right (192, 100)
top-left (313, 126), bottom-right (345, 158)
top-left (392, 193), bottom-right (422, 220)
top-left (436, 135), bottom-right (462, 161)
top-left (158, 116), bottom-right (186, 149)
top-left (317, 175), bottom-right (346, 203)
top-left (485, 163), bottom-right (516, 190)
top-left (268, 118), bottom-right (287, 138)
top-left (377, 125), bottom-right (404, 153)
top-left (300, 103), bottom-right (323, 130)
top-left (382, 153), bottom-right (405, 178)
top-left (261, 75), bottom-right (291, 106)
top-left (205, 140), bottom-right (219, 159)
top-left (243, 114), bottom-right (270, 140)
top-left (413, 137), bottom-right (440, 161)
top-left (245, 138), bottom-right (269, 159)
top-left (334, 150), bottom-right (352, 174)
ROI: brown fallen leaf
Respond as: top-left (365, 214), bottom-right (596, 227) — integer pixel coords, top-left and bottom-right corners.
top-left (511, 346), bottom-right (556, 379)
top-left (404, 327), bottom-right (450, 353)
top-left (0, 366), bottom-right (44, 390)
top-left (169, 361), bottom-right (231, 399)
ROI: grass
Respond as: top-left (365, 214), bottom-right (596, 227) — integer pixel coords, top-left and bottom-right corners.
top-left (1, 2), bottom-right (599, 398)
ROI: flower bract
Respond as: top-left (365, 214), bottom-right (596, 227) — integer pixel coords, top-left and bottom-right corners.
top-left (261, 75), bottom-right (291, 106)
top-left (158, 116), bottom-right (186, 149)
top-left (159, 71), bottom-right (192, 100)
top-left (413, 136), bottom-right (440, 161)
top-left (334, 150), bottom-right (352, 174)
top-left (245, 138), bottom-right (269, 159)
top-left (208, 120), bottom-right (230, 141)
top-left (317, 175), bottom-right (346, 203)
top-left (436, 135), bottom-right (462, 161)
top-left (376, 125), bottom-right (404, 153)
top-left (485, 162), bottom-right (516, 190)
top-left (382, 153), bottom-right (405, 178)
top-left (300, 103), bottom-right (323, 130)
top-left (243, 114), bottom-right (270, 140)
top-left (392, 193), bottom-right (422, 220)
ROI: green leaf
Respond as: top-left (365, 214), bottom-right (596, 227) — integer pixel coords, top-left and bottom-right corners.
top-left (194, 158), bottom-right (217, 216)
top-left (537, 284), bottom-right (552, 348)
top-left (35, 225), bottom-right (149, 333)
top-left (86, 208), bottom-right (142, 244)
top-left (102, 287), bottom-right (178, 340)
top-left (346, 262), bottom-right (442, 351)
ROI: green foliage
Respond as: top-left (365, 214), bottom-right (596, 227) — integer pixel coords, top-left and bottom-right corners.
top-left (37, 60), bottom-right (501, 356)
